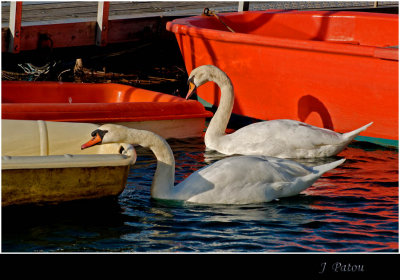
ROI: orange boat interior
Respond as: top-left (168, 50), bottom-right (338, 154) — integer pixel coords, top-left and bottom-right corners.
top-left (1, 81), bottom-right (213, 126)
top-left (188, 11), bottom-right (398, 47)
top-left (2, 81), bottom-right (184, 104)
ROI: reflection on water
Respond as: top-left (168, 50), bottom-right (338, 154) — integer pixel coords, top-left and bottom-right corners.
top-left (2, 138), bottom-right (398, 252)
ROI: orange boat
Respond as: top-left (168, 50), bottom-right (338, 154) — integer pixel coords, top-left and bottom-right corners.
top-left (167, 10), bottom-right (398, 147)
top-left (2, 81), bottom-right (213, 139)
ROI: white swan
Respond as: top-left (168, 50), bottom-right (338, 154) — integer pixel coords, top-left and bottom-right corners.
top-left (186, 65), bottom-right (373, 158)
top-left (81, 124), bottom-right (345, 204)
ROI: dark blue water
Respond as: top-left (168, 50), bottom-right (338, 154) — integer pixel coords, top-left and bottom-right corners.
top-left (2, 139), bottom-right (398, 252)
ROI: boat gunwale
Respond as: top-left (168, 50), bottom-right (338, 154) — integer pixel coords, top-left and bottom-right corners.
top-left (166, 10), bottom-right (399, 61)
top-left (1, 153), bottom-right (136, 170)
top-left (2, 102), bottom-right (213, 120)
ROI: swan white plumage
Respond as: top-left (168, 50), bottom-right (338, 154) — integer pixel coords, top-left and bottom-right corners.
top-left (186, 65), bottom-right (373, 158)
top-left (81, 124), bottom-right (345, 204)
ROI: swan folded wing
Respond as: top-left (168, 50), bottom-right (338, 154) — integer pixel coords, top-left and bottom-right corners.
top-left (221, 120), bottom-right (345, 157)
top-left (241, 120), bottom-right (342, 146)
top-left (289, 121), bottom-right (343, 146)
top-left (218, 123), bottom-right (287, 156)
top-left (182, 156), bottom-right (314, 204)
top-left (172, 169), bottom-right (215, 201)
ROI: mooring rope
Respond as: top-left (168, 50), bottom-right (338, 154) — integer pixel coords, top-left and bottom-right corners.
top-left (203, 8), bottom-right (235, 33)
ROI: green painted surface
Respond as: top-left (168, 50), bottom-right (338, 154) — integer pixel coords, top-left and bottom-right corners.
top-left (354, 136), bottom-right (398, 148)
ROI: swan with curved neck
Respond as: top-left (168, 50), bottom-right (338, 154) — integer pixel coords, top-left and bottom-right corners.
top-left (187, 65), bottom-right (373, 158)
top-left (81, 124), bottom-right (345, 204)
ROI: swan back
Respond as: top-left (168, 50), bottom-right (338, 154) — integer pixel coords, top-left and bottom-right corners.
top-left (175, 156), bottom-right (345, 204)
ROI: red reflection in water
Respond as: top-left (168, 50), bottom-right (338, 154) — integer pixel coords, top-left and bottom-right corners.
top-left (306, 147), bottom-right (398, 200)
top-left (178, 152), bottom-right (206, 180)
top-left (304, 146), bottom-right (398, 251)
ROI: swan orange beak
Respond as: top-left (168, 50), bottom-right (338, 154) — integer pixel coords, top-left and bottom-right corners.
top-left (81, 133), bottom-right (102, 150)
top-left (186, 79), bottom-right (197, 100)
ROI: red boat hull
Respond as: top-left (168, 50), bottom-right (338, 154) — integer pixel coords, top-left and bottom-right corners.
top-left (2, 81), bottom-right (213, 139)
top-left (167, 10), bottom-right (398, 145)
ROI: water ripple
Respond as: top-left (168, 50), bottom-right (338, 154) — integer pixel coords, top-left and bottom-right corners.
top-left (2, 140), bottom-right (398, 252)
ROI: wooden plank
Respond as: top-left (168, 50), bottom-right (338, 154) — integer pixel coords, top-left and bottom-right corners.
top-left (1, 1), bottom-right (398, 52)
top-left (107, 17), bottom-right (167, 44)
top-left (96, 1), bottom-right (109, 46)
top-left (1, 2), bottom-right (98, 20)
top-left (19, 21), bottom-right (96, 51)
top-left (2, 17), bottom-right (169, 52)
top-left (238, 2), bottom-right (249, 12)
top-left (2, 28), bottom-right (8, 52)
top-left (2, 1), bottom-right (398, 25)
top-left (8, 1), bottom-right (22, 53)
top-left (1, 1), bottom-right (239, 24)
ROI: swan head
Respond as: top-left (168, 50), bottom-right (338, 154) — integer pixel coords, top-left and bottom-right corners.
top-left (81, 124), bottom-right (127, 149)
top-left (186, 65), bottom-right (223, 100)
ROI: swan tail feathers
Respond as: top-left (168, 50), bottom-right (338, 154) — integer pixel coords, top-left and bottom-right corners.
top-left (313, 158), bottom-right (346, 175)
top-left (342, 122), bottom-right (373, 140)
top-left (280, 158), bottom-right (346, 198)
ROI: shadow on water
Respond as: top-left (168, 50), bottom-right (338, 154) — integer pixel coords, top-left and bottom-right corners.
top-left (348, 140), bottom-right (398, 152)
top-left (2, 198), bottom-right (124, 229)
top-left (2, 198), bottom-right (130, 252)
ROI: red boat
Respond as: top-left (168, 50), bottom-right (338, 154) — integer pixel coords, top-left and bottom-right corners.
top-left (167, 10), bottom-right (398, 147)
top-left (2, 81), bottom-right (213, 139)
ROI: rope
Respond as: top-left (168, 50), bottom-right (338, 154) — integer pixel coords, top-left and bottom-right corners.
top-left (203, 8), bottom-right (235, 33)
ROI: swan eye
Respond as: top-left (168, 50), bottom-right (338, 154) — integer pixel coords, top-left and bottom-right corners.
top-left (187, 76), bottom-right (194, 85)
top-left (90, 129), bottom-right (108, 139)
top-left (90, 130), bottom-right (99, 137)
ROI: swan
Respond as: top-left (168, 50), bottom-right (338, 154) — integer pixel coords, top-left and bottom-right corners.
top-left (186, 65), bottom-right (373, 158)
top-left (81, 124), bottom-right (345, 204)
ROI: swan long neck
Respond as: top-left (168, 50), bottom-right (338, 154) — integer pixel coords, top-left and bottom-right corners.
top-left (204, 70), bottom-right (234, 145)
top-left (124, 128), bottom-right (175, 199)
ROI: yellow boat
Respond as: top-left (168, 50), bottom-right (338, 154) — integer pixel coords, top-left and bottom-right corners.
top-left (2, 119), bottom-right (136, 206)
